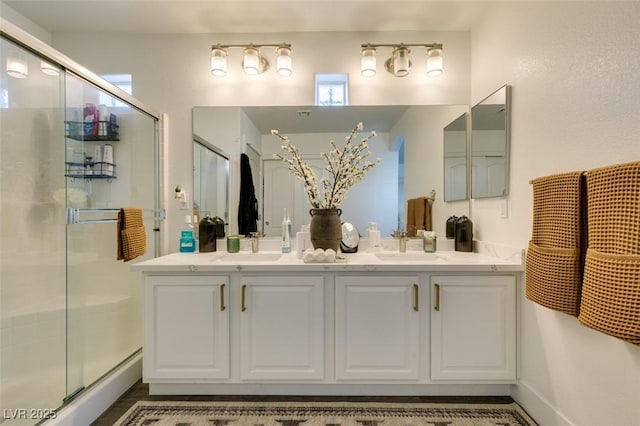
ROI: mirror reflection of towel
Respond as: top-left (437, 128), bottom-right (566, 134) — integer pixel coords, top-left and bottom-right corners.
top-left (117, 208), bottom-right (147, 262)
top-left (406, 197), bottom-right (432, 237)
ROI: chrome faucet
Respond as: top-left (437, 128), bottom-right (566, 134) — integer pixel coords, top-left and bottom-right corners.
top-left (393, 230), bottom-right (407, 253)
top-left (249, 232), bottom-right (260, 253)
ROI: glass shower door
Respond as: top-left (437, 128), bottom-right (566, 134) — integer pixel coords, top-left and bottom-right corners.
top-left (1, 35), bottom-right (68, 421)
top-left (63, 73), bottom-right (158, 399)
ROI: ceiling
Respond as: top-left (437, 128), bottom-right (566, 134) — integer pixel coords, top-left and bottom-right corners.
top-left (3, 1), bottom-right (490, 34)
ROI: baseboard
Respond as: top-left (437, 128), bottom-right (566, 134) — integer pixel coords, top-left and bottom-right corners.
top-left (511, 380), bottom-right (574, 426)
top-left (45, 352), bottom-right (142, 426)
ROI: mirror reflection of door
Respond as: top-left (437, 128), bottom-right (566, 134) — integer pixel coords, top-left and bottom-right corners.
top-left (471, 155), bottom-right (506, 198)
top-left (193, 137), bottom-right (229, 224)
top-left (262, 158), bottom-right (324, 237)
top-left (443, 112), bottom-right (468, 202)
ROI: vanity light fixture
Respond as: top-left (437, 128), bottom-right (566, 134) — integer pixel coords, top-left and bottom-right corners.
top-left (6, 51), bottom-right (28, 79)
top-left (360, 45), bottom-right (377, 77)
top-left (360, 43), bottom-right (444, 78)
top-left (40, 60), bottom-right (60, 76)
top-left (211, 43), bottom-right (292, 77)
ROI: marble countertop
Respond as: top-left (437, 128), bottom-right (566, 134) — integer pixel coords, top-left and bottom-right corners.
top-left (131, 244), bottom-right (524, 273)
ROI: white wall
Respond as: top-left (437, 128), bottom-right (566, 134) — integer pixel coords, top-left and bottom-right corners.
top-left (48, 30), bottom-right (470, 251)
top-left (470, 2), bottom-right (640, 425)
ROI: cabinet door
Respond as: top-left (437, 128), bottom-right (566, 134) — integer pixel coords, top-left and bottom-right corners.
top-left (239, 276), bottom-right (324, 380)
top-left (430, 275), bottom-right (516, 381)
top-left (144, 275), bottom-right (229, 380)
top-left (335, 276), bottom-right (421, 380)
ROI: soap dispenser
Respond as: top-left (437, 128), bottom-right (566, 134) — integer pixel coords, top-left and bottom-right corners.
top-left (367, 222), bottom-right (381, 252)
top-left (454, 216), bottom-right (473, 252)
top-left (446, 215), bottom-right (458, 239)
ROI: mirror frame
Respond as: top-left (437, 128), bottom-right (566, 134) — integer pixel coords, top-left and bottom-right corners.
top-left (443, 112), bottom-right (469, 202)
top-left (470, 84), bottom-right (511, 199)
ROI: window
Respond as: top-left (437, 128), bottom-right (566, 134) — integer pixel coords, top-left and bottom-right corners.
top-left (99, 74), bottom-right (132, 107)
top-left (315, 73), bottom-right (348, 106)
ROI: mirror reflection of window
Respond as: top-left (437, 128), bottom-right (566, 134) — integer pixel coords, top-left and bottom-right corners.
top-left (471, 85), bottom-right (510, 199)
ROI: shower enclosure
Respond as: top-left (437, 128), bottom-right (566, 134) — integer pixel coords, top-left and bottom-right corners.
top-left (1, 22), bottom-right (162, 423)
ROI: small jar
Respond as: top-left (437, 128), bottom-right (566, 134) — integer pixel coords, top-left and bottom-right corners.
top-left (226, 235), bottom-right (240, 253)
top-left (423, 231), bottom-right (437, 253)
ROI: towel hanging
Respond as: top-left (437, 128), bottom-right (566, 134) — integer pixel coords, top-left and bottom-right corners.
top-left (578, 161), bottom-right (640, 345)
top-left (525, 171), bottom-right (585, 317)
top-left (117, 207), bottom-right (147, 262)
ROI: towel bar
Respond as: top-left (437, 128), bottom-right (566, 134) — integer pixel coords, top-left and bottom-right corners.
top-left (66, 207), bottom-right (166, 225)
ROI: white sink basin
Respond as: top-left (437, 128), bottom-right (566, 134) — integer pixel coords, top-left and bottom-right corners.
top-left (217, 252), bottom-right (283, 262)
top-left (374, 252), bottom-right (441, 262)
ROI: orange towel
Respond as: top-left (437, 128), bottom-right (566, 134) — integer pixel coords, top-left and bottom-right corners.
top-left (117, 207), bottom-right (147, 262)
top-left (406, 197), bottom-right (433, 237)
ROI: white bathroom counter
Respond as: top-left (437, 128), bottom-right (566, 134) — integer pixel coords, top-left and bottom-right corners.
top-left (131, 248), bottom-right (524, 273)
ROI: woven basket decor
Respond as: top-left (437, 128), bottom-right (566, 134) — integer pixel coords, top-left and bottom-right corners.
top-left (526, 171), bottom-right (584, 316)
top-left (526, 242), bottom-right (582, 316)
top-left (578, 161), bottom-right (640, 344)
top-left (530, 171), bottom-right (584, 249)
top-left (578, 249), bottom-right (640, 345)
top-left (584, 161), bottom-right (640, 256)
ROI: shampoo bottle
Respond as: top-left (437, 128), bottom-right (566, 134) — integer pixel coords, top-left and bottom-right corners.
top-left (282, 208), bottom-right (292, 253)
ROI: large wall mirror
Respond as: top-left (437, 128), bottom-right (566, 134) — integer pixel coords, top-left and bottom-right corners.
top-left (471, 84), bottom-right (511, 198)
top-left (193, 135), bottom-right (229, 224)
top-left (443, 112), bottom-right (468, 202)
top-left (193, 105), bottom-right (468, 238)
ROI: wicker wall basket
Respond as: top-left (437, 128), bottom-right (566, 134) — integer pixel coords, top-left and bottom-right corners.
top-left (526, 242), bottom-right (582, 317)
top-left (578, 249), bottom-right (640, 345)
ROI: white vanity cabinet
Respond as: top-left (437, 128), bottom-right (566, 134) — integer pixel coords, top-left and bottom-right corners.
top-left (429, 275), bottom-right (516, 381)
top-left (144, 275), bottom-right (229, 380)
top-left (238, 275), bottom-right (325, 380)
top-left (335, 276), bottom-right (421, 380)
top-left (133, 250), bottom-right (523, 394)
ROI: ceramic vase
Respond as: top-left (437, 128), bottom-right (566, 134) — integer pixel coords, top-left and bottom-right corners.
top-left (309, 208), bottom-right (342, 251)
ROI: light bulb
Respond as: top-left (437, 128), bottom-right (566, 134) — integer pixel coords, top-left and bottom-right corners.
top-left (426, 47), bottom-right (443, 77)
top-left (393, 46), bottom-right (410, 77)
top-left (41, 60), bottom-right (60, 76)
top-left (243, 47), bottom-right (260, 75)
top-left (360, 47), bottom-right (376, 77)
top-left (211, 47), bottom-right (228, 77)
top-left (276, 46), bottom-right (292, 77)
top-left (6, 54), bottom-right (28, 79)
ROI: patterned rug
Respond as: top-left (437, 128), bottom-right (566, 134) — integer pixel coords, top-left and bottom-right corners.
top-left (114, 400), bottom-right (538, 425)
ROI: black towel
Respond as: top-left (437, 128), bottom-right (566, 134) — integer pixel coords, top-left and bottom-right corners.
top-left (238, 153), bottom-right (258, 236)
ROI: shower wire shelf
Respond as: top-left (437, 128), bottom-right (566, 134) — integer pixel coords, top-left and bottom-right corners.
top-left (65, 161), bottom-right (116, 180)
top-left (65, 120), bottom-right (119, 141)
